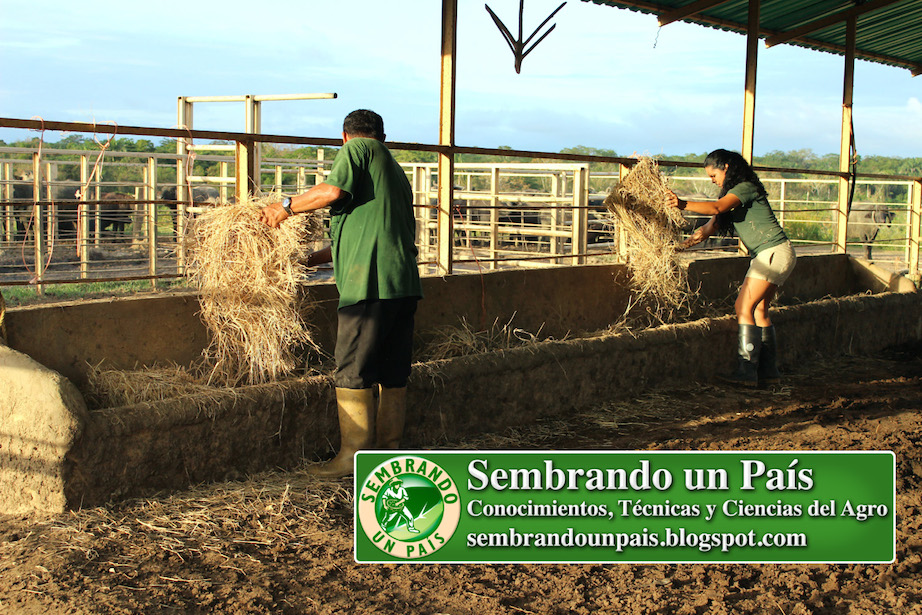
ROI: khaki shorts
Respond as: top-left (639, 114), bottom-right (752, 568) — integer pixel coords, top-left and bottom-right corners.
top-left (746, 241), bottom-right (796, 286)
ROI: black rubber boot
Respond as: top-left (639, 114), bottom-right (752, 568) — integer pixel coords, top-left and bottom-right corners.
top-left (720, 324), bottom-right (761, 387)
top-left (758, 326), bottom-right (781, 385)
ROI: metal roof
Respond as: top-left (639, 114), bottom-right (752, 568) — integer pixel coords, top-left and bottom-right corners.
top-left (582, 0), bottom-right (922, 75)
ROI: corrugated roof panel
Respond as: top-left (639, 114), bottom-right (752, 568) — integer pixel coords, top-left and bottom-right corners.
top-left (582, 0), bottom-right (922, 74)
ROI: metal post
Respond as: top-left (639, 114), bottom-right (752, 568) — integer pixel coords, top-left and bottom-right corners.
top-left (79, 155), bottom-right (90, 278)
top-left (245, 95), bottom-right (262, 193)
top-left (778, 179), bottom-right (786, 227)
top-left (411, 165), bottom-right (428, 265)
top-left (738, 0), bottom-right (760, 256)
top-left (43, 162), bottom-right (56, 248)
top-left (235, 138), bottom-right (259, 203)
top-left (909, 179), bottom-right (921, 281)
top-left (220, 161), bottom-right (229, 202)
top-left (550, 172), bottom-right (562, 257)
top-left (618, 163), bottom-right (631, 262)
top-left (741, 0), bottom-right (759, 163)
top-left (147, 156), bottom-right (158, 286)
top-left (176, 97), bottom-right (193, 269)
top-left (31, 153), bottom-right (43, 293)
top-left (1, 163), bottom-right (10, 242)
top-left (572, 165), bottom-right (588, 265)
top-left (438, 0), bottom-right (458, 275)
top-left (836, 16), bottom-right (856, 256)
top-left (490, 167), bottom-right (500, 270)
top-left (315, 148), bottom-right (325, 187)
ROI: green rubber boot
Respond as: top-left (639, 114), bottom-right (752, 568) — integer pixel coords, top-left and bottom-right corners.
top-left (308, 387), bottom-right (375, 478)
top-left (375, 386), bottom-right (407, 449)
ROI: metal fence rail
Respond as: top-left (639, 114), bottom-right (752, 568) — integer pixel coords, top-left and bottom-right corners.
top-left (0, 117), bottom-right (919, 295)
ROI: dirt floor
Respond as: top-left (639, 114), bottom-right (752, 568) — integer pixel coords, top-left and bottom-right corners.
top-left (1, 343), bottom-right (921, 615)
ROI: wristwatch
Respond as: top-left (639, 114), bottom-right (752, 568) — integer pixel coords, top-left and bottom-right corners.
top-left (282, 197), bottom-right (294, 216)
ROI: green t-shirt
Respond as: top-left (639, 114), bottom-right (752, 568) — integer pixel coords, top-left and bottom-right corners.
top-left (324, 137), bottom-right (422, 308)
top-left (727, 181), bottom-right (789, 255)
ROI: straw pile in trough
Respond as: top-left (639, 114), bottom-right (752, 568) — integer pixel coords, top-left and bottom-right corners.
top-left (85, 363), bottom-right (218, 408)
top-left (604, 157), bottom-right (693, 316)
top-left (185, 195), bottom-right (322, 387)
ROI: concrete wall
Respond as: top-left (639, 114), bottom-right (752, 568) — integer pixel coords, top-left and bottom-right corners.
top-left (4, 253), bottom-right (873, 387)
top-left (1, 254), bottom-right (918, 513)
top-left (59, 290), bottom-right (922, 510)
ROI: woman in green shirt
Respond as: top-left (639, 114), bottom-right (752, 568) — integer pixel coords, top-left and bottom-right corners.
top-left (665, 149), bottom-right (796, 387)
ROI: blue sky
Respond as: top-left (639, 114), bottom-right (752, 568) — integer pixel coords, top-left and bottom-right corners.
top-left (1, 0), bottom-right (920, 157)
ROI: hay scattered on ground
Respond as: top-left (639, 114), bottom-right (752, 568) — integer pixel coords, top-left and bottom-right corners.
top-left (0, 468), bottom-right (354, 581)
top-left (185, 195), bottom-right (322, 387)
top-left (417, 313), bottom-right (550, 362)
top-left (605, 157), bottom-right (694, 318)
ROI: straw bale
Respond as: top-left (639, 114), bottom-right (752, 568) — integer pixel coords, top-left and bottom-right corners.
top-left (185, 195), bottom-right (323, 387)
top-left (605, 157), bottom-right (694, 317)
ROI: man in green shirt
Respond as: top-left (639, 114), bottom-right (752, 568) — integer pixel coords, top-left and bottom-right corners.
top-left (261, 109), bottom-right (422, 477)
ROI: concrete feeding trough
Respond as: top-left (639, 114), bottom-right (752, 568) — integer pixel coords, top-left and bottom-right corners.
top-left (1, 254), bottom-right (919, 514)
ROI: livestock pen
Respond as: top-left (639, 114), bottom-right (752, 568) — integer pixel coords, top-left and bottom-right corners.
top-left (0, 118), bottom-right (920, 516)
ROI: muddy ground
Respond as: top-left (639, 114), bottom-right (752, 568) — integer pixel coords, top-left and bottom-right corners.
top-left (1, 343), bottom-right (921, 615)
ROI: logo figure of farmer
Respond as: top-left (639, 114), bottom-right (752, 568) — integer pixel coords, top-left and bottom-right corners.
top-left (379, 477), bottom-right (420, 534)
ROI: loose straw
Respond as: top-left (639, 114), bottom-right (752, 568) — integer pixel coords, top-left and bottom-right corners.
top-left (184, 195), bottom-right (322, 386)
top-left (604, 157), bottom-right (693, 315)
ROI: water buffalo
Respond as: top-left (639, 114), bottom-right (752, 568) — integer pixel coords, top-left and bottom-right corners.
top-left (160, 185), bottom-right (221, 204)
top-left (498, 201), bottom-right (544, 250)
top-left (93, 192), bottom-right (135, 240)
top-left (588, 195), bottom-right (611, 245)
top-left (847, 203), bottom-right (894, 260)
top-left (5, 178), bottom-right (79, 242)
top-left (159, 185), bottom-right (222, 237)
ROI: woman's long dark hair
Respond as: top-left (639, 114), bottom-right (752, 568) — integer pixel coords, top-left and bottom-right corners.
top-left (704, 149), bottom-right (767, 234)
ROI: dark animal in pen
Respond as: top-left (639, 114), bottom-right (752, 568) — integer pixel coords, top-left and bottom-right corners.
top-left (498, 201), bottom-right (543, 250)
top-left (588, 195), bottom-right (612, 245)
top-left (5, 182), bottom-right (80, 242)
top-left (847, 203), bottom-right (894, 260)
top-left (90, 192), bottom-right (136, 241)
top-left (160, 186), bottom-right (221, 235)
top-left (160, 185), bottom-right (220, 205)
top-left (453, 198), bottom-right (487, 247)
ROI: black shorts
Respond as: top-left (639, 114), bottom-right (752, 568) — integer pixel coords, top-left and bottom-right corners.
top-left (334, 297), bottom-right (418, 389)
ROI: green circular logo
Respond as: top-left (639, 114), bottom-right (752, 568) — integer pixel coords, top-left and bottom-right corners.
top-left (358, 456), bottom-right (461, 560)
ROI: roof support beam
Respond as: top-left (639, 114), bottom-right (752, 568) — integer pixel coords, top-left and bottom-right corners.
top-left (836, 16), bottom-right (857, 255)
top-left (438, 0), bottom-right (458, 275)
top-left (741, 0), bottom-right (759, 164)
top-left (764, 0), bottom-right (903, 48)
top-left (657, 0), bottom-right (730, 27)
top-left (739, 0), bottom-right (760, 257)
